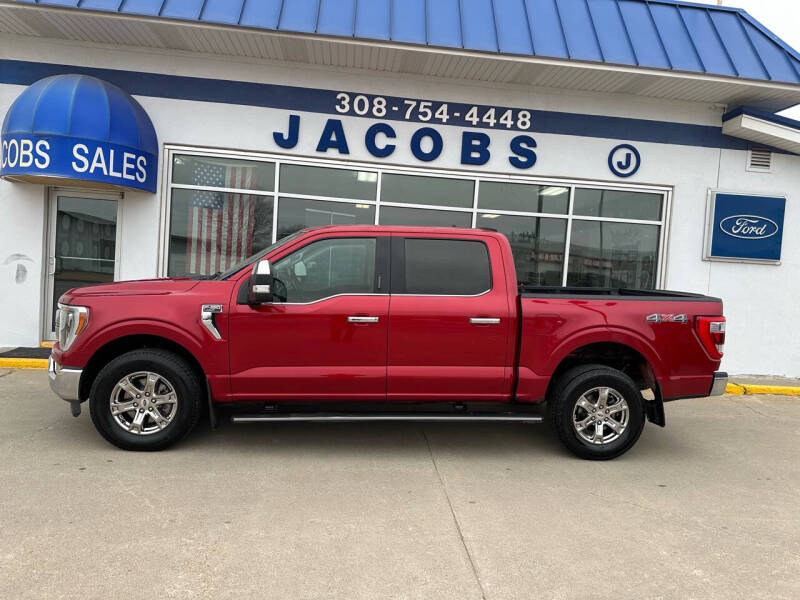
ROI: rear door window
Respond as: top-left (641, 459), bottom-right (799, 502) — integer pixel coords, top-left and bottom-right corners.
top-left (401, 238), bottom-right (491, 295)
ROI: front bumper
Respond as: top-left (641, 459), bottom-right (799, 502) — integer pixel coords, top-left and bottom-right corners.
top-left (48, 355), bottom-right (83, 402)
top-left (709, 371), bottom-right (728, 396)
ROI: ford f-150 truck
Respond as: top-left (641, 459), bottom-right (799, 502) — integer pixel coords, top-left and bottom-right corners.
top-left (49, 226), bottom-right (727, 459)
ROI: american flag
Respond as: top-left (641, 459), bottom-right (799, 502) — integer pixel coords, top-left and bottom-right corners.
top-left (186, 160), bottom-right (256, 275)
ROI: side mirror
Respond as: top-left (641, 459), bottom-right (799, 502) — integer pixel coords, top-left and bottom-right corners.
top-left (248, 259), bottom-right (274, 304)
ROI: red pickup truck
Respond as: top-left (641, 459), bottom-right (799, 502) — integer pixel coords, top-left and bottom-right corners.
top-left (49, 226), bottom-right (727, 459)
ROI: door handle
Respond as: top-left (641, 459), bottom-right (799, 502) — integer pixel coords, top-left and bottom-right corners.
top-left (347, 316), bottom-right (379, 323)
top-left (470, 317), bottom-right (501, 325)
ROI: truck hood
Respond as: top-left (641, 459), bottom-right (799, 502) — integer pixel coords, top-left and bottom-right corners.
top-left (60, 278), bottom-right (200, 300)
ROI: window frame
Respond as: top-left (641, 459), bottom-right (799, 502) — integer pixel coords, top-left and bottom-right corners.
top-left (159, 145), bottom-right (672, 289)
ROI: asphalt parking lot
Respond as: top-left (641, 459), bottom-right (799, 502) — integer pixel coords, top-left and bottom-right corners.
top-left (1, 368), bottom-right (798, 600)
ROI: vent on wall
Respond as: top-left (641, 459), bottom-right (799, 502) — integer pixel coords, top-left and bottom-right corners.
top-left (747, 148), bottom-right (772, 172)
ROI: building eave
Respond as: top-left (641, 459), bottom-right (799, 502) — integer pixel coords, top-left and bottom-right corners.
top-left (2, 2), bottom-right (800, 113)
top-left (722, 112), bottom-right (800, 155)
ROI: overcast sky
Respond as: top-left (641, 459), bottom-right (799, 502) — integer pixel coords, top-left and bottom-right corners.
top-left (697, 0), bottom-right (800, 119)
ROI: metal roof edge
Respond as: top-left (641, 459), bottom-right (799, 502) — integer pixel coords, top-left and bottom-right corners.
top-left (733, 10), bottom-right (800, 64)
top-left (9, 0), bottom-right (800, 65)
top-left (3, 0), bottom-right (800, 109)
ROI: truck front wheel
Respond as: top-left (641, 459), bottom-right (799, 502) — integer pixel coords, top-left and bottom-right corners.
top-left (548, 365), bottom-right (645, 460)
top-left (89, 349), bottom-right (203, 451)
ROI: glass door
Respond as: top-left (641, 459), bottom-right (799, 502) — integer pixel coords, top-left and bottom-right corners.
top-left (45, 190), bottom-right (120, 338)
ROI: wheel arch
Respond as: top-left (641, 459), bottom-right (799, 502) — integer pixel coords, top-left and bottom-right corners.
top-left (78, 334), bottom-right (207, 403)
top-left (545, 338), bottom-right (665, 427)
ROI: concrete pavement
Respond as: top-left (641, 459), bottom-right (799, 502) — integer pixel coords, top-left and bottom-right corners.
top-left (1, 368), bottom-right (798, 600)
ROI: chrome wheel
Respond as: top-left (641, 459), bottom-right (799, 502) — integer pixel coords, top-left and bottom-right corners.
top-left (109, 371), bottom-right (178, 435)
top-left (572, 386), bottom-right (629, 445)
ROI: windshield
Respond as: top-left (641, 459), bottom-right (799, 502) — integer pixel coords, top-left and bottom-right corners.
top-left (215, 230), bottom-right (307, 280)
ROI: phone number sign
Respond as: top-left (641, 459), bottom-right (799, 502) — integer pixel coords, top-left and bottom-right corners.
top-left (332, 92), bottom-right (532, 132)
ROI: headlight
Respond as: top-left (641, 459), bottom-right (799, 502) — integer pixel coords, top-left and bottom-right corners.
top-left (56, 304), bottom-right (89, 351)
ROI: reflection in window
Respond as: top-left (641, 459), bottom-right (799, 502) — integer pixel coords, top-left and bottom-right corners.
top-left (167, 189), bottom-right (274, 277)
top-left (52, 196), bottom-right (118, 327)
top-left (573, 188), bottom-right (662, 221)
top-left (479, 182), bottom-right (568, 214)
top-left (279, 164), bottom-right (377, 200)
top-left (381, 173), bottom-right (474, 208)
top-left (567, 221), bottom-right (659, 288)
top-left (165, 151), bottom-right (668, 290)
top-left (277, 197), bottom-right (375, 239)
top-left (379, 206), bottom-right (471, 228)
top-left (171, 155), bottom-right (274, 192)
top-left (273, 238), bottom-right (376, 303)
top-left (480, 213), bottom-right (566, 286)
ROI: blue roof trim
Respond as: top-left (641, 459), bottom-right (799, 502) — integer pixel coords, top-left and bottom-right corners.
top-left (723, 106), bottom-right (800, 132)
top-left (15, 0), bottom-right (800, 85)
top-left (4, 57), bottom-right (795, 157)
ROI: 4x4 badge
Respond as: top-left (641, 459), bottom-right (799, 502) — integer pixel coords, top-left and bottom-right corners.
top-left (646, 313), bottom-right (688, 324)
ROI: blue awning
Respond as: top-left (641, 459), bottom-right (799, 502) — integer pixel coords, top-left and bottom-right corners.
top-left (1, 74), bottom-right (158, 192)
top-left (14, 0), bottom-right (800, 86)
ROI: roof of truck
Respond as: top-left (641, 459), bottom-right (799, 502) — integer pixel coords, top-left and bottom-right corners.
top-left (297, 224), bottom-right (508, 239)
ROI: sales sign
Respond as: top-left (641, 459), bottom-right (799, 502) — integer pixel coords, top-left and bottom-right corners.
top-left (705, 191), bottom-right (786, 263)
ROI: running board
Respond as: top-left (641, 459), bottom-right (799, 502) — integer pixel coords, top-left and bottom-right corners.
top-left (231, 412), bottom-right (543, 424)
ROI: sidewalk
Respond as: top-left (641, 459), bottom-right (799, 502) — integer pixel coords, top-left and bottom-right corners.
top-left (0, 346), bottom-right (50, 369)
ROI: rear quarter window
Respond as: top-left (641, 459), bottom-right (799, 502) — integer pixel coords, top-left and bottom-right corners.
top-left (403, 238), bottom-right (491, 295)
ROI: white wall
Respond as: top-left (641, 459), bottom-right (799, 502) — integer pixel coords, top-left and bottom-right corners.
top-left (710, 150), bottom-right (799, 375)
top-left (1, 34), bottom-right (798, 375)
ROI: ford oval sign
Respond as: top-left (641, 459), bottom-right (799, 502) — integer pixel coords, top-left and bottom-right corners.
top-left (707, 192), bottom-right (785, 262)
top-left (719, 215), bottom-right (779, 240)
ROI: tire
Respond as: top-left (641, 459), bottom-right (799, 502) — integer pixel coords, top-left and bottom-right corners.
top-left (548, 364), bottom-right (645, 460)
top-left (89, 349), bottom-right (203, 451)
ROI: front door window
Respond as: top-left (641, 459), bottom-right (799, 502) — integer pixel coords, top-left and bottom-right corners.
top-left (272, 237), bottom-right (377, 303)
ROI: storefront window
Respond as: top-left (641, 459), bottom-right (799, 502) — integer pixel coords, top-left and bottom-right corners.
top-left (379, 205), bottom-right (471, 228)
top-left (165, 151), bottom-right (666, 287)
top-left (172, 154), bottom-right (274, 191)
top-left (279, 164), bottom-right (377, 200)
top-left (277, 197), bottom-right (375, 239)
top-left (573, 188), bottom-right (662, 221)
top-left (381, 173), bottom-right (474, 208)
top-left (168, 189), bottom-right (273, 276)
top-left (567, 221), bottom-right (659, 288)
top-left (479, 182), bottom-right (568, 214)
top-left (479, 214), bottom-right (566, 286)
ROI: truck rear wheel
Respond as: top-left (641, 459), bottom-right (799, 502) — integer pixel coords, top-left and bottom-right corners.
top-left (548, 365), bottom-right (645, 460)
top-left (89, 349), bottom-right (203, 451)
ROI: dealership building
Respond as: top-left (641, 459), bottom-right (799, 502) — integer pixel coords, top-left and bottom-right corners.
top-left (1, 0), bottom-right (800, 376)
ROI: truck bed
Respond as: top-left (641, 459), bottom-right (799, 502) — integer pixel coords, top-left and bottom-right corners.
top-left (520, 286), bottom-right (721, 302)
top-left (514, 287), bottom-right (724, 403)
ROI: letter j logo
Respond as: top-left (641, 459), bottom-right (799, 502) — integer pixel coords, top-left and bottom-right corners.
top-left (608, 144), bottom-right (641, 178)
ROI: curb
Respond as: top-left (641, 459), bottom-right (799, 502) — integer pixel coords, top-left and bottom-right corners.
top-left (725, 382), bottom-right (800, 396)
top-left (0, 358), bottom-right (49, 370)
